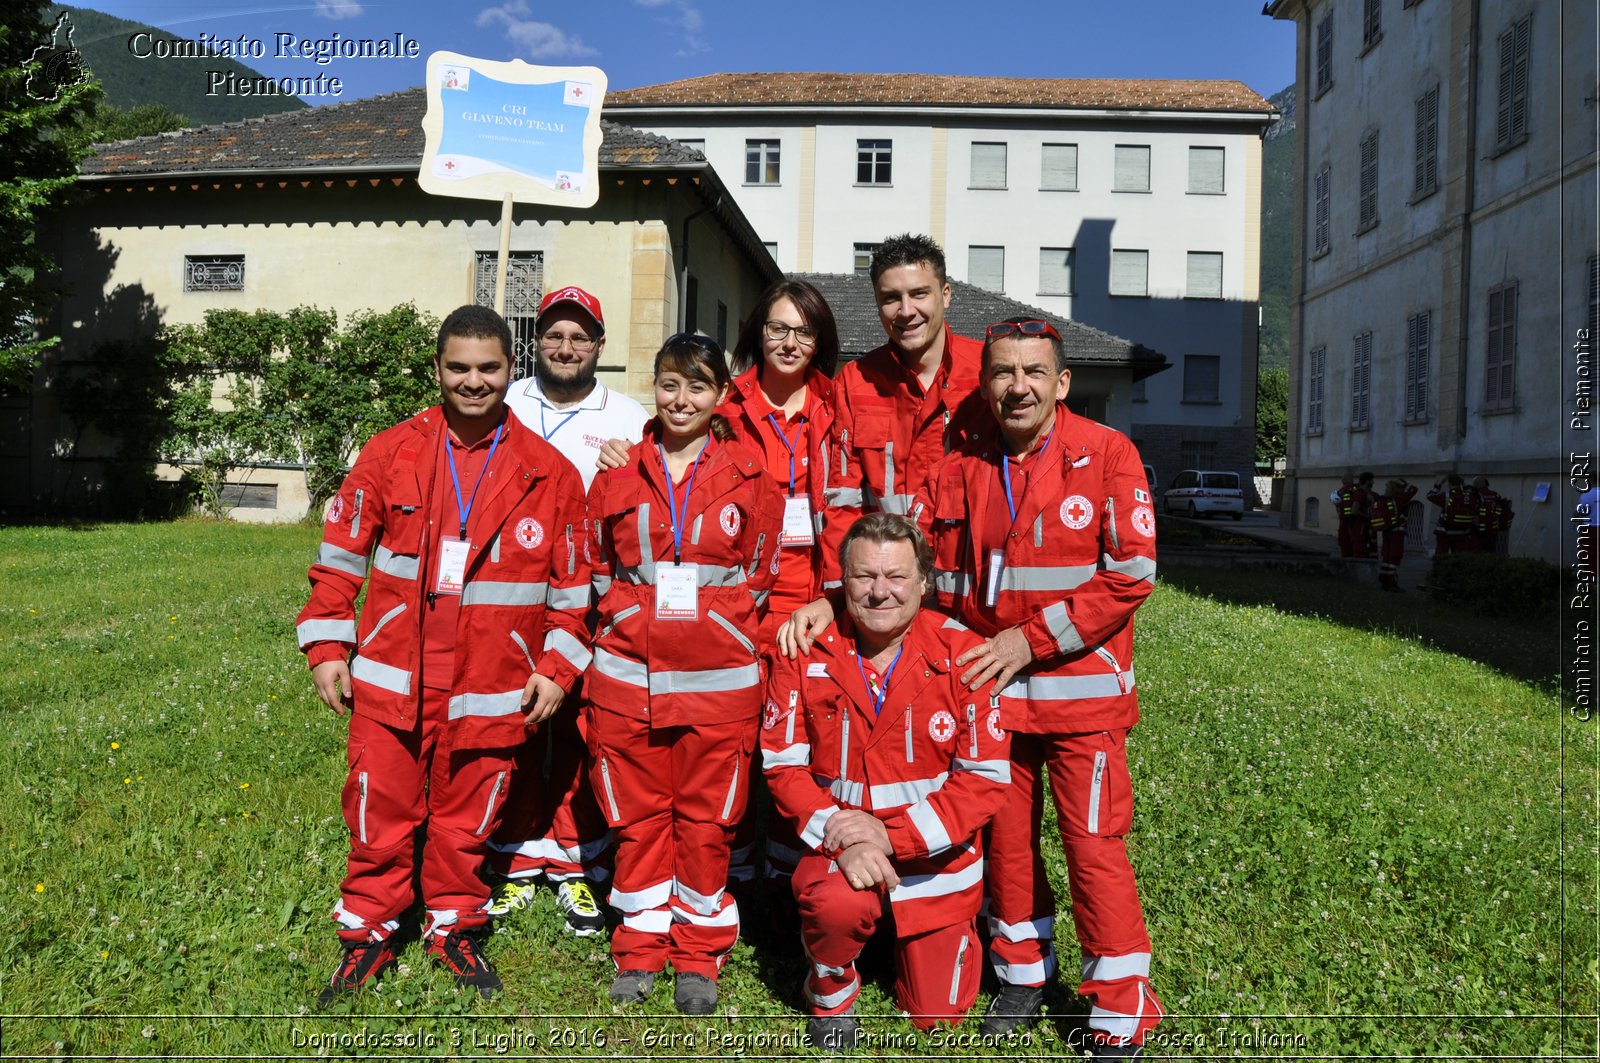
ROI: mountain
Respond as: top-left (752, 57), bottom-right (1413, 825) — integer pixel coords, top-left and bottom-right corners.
top-left (46, 5), bottom-right (307, 125)
top-left (1259, 85), bottom-right (1295, 373)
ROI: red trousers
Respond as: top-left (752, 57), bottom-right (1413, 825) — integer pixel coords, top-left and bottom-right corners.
top-left (487, 692), bottom-right (611, 884)
top-left (1337, 518), bottom-right (1368, 558)
top-left (1378, 531), bottom-right (1406, 589)
top-left (586, 707), bottom-right (755, 978)
top-left (985, 729), bottom-right (1163, 1046)
top-left (792, 852), bottom-right (980, 1028)
top-left (336, 688), bottom-right (514, 943)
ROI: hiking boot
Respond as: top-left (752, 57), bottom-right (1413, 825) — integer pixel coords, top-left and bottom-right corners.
top-left (805, 1008), bottom-right (860, 1053)
top-left (556, 880), bottom-right (607, 936)
top-left (608, 969), bottom-right (657, 1004)
top-left (673, 971), bottom-right (717, 1015)
top-left (980, 984), bottom-right (1044, 1037)
top-left (317, 939), bottom-right (397, 1007)
top-left (1088, 1037), bottom-right (1144, 1059)
top-left (485, 876), bottom-right (539, 918)
top-left (425, 930), bottom-right (502, 999)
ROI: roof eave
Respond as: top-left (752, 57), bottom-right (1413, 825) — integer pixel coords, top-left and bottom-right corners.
top-left (606, 103), bottom-right (1277, 125)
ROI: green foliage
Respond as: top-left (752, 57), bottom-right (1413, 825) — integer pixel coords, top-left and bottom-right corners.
top-left (1255, 365), bottom-right (1288, 464)
top-left (1429, 552), bottom-right (1563, 620)
top-left (156, 305), bottom-right (440, 514)
top-left (1258, 86), bottom-right (1295, 373)
top-left (0, 1), bottom-right (100, 389)
top-left (77, 100), bottom-right (190, 146)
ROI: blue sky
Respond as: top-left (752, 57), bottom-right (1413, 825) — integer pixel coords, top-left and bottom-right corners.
top-left (76, 1), bottom-right (1297, 104)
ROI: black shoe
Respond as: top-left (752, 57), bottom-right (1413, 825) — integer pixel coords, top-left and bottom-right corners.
top-left (317, 939), bottom-right (397, 1007)
top-left (425, 930), bottom-right (502, 998)
top-left (980, 984), bottom-right (1044, 1037)
top-left (674, 971), bottom-right (718, 1015)
top-left (1089, 1038), bottom-right (1143, 1059)
top-left (608, 969), bottom-right (658, 1004)
top-left (805, 1008), bottom-right (860, 1053)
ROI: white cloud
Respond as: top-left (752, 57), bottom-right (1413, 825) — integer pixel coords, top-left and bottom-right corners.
top-left (477, 0), bottom-right (598, 60)
top-left (314, 0), bottom-right (364, 19)
top-left (632, 0), bottom-right (707, 56)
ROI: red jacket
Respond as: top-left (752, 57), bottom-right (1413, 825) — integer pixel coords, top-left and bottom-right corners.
top-left (820, 326), bottom-right (987, 589)
top-left (1428, 483), bottom-right (1479, 533)
top-left (1476, 488), bottom-right (1513, 532)
top-left (914, 404), bottom-right (1155, 735)
top-left (584, 425), bottom-right (785, 728)
top-left (761, 609), bottom-right (1011, 936)
top-left (1369, 483), bottom-right (1418, 534)
top-left (295, 407), bottom-right (592, 747)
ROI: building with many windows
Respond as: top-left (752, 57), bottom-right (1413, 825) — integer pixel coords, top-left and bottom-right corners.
top-left (607, 73), bottom-right (1278, 484)
top-left (1267, 0), bottom-right (1596, 563)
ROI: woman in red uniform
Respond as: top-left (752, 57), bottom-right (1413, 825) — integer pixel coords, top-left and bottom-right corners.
top-left (584, 334), bottom-right (784, 1015)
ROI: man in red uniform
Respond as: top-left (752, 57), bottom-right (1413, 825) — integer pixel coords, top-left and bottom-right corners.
top-left (763, 514), bottom-right (1011, 1049)
top-left (1368, 478), bottom-right (1418, 591)
top-left (1472, 476), bottom-right (1512, 553)
top-left (1427, 474), bottom-right (1478, 555)
top-left (918, 318), bottom-right (1162, 1058)
top-left (296, 305), bottom-right (592, 1004)
top-left (1333, 473), bottom-right (1371, 558)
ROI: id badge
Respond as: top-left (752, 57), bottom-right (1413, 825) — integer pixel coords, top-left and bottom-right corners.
top-left (655, 562), bottom-right (700, 621)
top-left (984, 549), bottom-right (1005, 608)
top-left (780, 496), bottom-right (816, 547)
top-left (435, 537), bottom-right (471, 595)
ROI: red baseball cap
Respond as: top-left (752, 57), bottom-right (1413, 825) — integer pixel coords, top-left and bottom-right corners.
top-left (537, 285), bottom-right (604, 334)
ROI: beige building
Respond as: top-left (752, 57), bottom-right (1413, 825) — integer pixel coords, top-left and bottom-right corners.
top-left (1267, 0), bottom-right (1597, 563)
top-left (26, 88), bottom-right (777, 520)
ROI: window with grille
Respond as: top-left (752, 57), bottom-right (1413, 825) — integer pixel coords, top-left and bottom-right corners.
top-left (1041, 143), bottom-right (1078, 190)
top-left (853, 242), bottom-right (879, 277)
top-left (1496, 15), bottom-right (1531, 150)
top-left (1180, 440), bottom-right (1218, 470)
top-left (970, 142), bottom-right (1006, 189)
top-left (184, 255), bottom-right (245, 292)
top-left (1413, 86), bottom-right (1439, 199)
top-left (1113, 145), bottom-right (1151, 192)
top-left (473, 250), bottom-right (544, 378)
top-left (1186, 252), bottom-right (1223, 299)
top-left (1039, 248), bottom-right (1074, 295)
top-left (1188, 146), bottom-right (1225, 194)
top-left (1183, 355), bottom-right (1221, 403)
top-left (1316, 12), bottom-right (1334, 95)
top-left (1306, 345), bottom-right (1326, 434)
top-left (1404, 310), bottom-right (1430, 422)
top-left (1314, 166), bottom-right (1331, 256)
top-left (1110, 250), bottom-right (1148, 297)
top-left (857, 139), bottom-right (892, 185)
top-left (968, 246), bottom-right (1005, 292)
top-left (1358, 131), bottom-right (1379, 232)
top-left (1351, 331), bottom-right (1372, 428)
top-left (745, 139), bottom-right (779, 184)
top-left (1363, 0), bottom-right (1382, 48)
top-left (1485, 281), bottom-right (1517, 410)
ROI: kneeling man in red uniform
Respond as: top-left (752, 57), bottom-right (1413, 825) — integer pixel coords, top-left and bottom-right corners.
top-left (763, 514), bottom-right (1011, 1050)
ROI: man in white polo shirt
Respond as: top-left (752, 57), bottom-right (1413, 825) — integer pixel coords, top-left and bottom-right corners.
top-left (490, 285), bottom-right (647, 934)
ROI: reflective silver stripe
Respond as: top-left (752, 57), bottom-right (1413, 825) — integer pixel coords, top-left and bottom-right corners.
top-left (318, 543), bottom-right (368, 577)
top-left (461, 581), bottom-right (548, 607)
top-left (720, 761), bottom-right (740, 821)
top-left (942, 615), bottom-right (970, 631)
top-left (622, 909), bottom-right (673, 933)
top-left (610, 878), bottom-right (672, 912)
top-left (708, 609), bottom-right (756, 654)
top-left (1002, 564), bottom-right (1097, 592)
top-left (805, 976), bottom-right (860, 1010)
top-left (592, 647), bottom-right (648, 688)
top-left (880, 492), bottom-right (916, 514)
top-left (619, 562), bottom-right (745, 588)
top-left (594, 574), bottom-right (613, 597)
top-left (674, 879), bottom-right (725, 917)
top-left (650, 662), bottom-right (761, 696)
top-left (752, 588), bottom-right (770, 609)
top-left (869, 774), bottom-right (948, 808)
top-left (828, 777), bottom-right (864, 805)
top-left (1042, 601), bottom-right (1084, 654)
top-left (825, 486), bottom-right (865, 508)
top-left (489, 532), bottom-right (501, 564)
top-left (1087, 750), bottom-right (1106, 834)
top-left (509, 630), bottom-right (536, 671)
top-left (762, 743), bottom-right (811, 769)
top-left (935, 568), bottom-right (972, 597)
top-left (543, 628), bottom-right (592, 672)
top-left (954, 757), bottom-right (1012, 784)
top-left (883, 440), bottom-right (895, 496)
top-left (635, 504), bottom-right (655, 582)
top-left (889, 853), bottom-right (984, 901)
top-left (821, 579), bottom-right (842, 592)
top-left (994, 956), bottom-right (1056, 984)
top-left (359, 603), bottom-right (407, 648)
top-left (1103, 553), bottom-right (1156, 582)
top-left (691, 513), bottom-right (703, 546)
top-left (1089, 1004), bottom-right (1140, 1043)
top-left (547, 584), bottom-right (591, 611)
top-left (801, 806), bottom-right (837, 849)
top-left (297, 618), bottom-right (356, 647)
top-left (351, 654), bottom-right (412, 695)
top-left (1081, 951), bottom-right (1150, 982)
top-left (1000, 671), bottom-right (1136, 702)
top-left (371, 545), bottom-right (418, 581)
top-left (908, 801), bottom-right (953, 854)
top-left (1033, 513), bottom-right (1044, 548)
top-left (476, 770), bottom-right (507, 835)
top-left (989, 915), bottom-right (1055, 943)
top-left (448, 690), bottom-right (525, 720)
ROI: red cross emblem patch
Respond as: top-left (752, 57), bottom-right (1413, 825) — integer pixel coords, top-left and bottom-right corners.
top-left (1130, 505), bottom-right (1156, 539)
top-left (515, 517), bottom-right (544, 549)
top-left (327, 495), bottom-right (345, 526)
top-left (762, 699), bottom-right (783, 730)
top-left (928, 710), bottom-right (957, 743)
top-left (720, 504), bottom-right (742, 537)
top-left (1060, 495), bottom-right (1094, 530)
top-left (986, 708), bottom-right (1006, 743)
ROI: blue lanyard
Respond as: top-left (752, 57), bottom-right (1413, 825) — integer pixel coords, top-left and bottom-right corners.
top-left (855, 646), bottom-right (904, 717)
top-left (765, 413), bottom-right (803, 496)
top-left (659, 441), bottom-right (706, 564)
top-left (445, 422), bottom-right (504, 540)
top-left (539, 405), bottom-right (581, 441)
top-left (1002, 429), bottom-right (1054, 523)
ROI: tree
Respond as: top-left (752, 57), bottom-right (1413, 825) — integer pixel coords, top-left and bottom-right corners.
top-left (75, 102), bottom-right (190, 149)
top-left (1256, 365), bottom-right (1289, 466)
top-left (0, 3), bottom-right (99, 389)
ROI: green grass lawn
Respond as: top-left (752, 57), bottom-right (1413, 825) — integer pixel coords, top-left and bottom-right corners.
top-left (1, 523), bottom-right (1593, 1059)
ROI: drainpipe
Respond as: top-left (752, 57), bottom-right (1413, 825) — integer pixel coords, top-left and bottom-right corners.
top-left (677, 197), bottom-right (718, 333)
top-left (1453, 0), bottom-right (1481, 458)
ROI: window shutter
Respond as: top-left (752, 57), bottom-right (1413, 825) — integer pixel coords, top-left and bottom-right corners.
top-left (1041, 144), bottom-right (1078, 190)
top-left (1114, 146), bottom-right (1150, 192)
top-left (1359, 132), bottom-right (1379, 228)
top-left (1186, 252), bottom-right (1223, 298)
top-left (1414, 87), bottom-right (1438, 196)
top-left (1510, 17), bottom-right (1530, 141)
top-left (1316, 14), bottom-right (1334, 92)
top-left (970, 143), bottom-right (1006, 189)
top-left (1497, 285), bottom-right (1517, 404)
top-left (968, 246), bottom-right (1005, 292)
top-left (1314, 168), bottom-right (1331, 254)
top-left (1110, 250), bottom-right (1148, 297)
top-left (1183, 355), bottom-right (1220, 403)
top-left (1307, 346), bottom-right (1326, 433)
top-left (1039, 248), bottom-right (1074, 295)
top-left (1189, 147), bottom-right (1225, 193)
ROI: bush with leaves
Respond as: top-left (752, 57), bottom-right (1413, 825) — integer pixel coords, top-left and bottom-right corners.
top-left (1428, 552), bottom-right (1560, 621)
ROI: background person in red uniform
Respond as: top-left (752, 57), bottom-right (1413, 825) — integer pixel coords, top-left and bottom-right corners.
top-left (1472, 476), bottom-right (1512, 553)
top-left (762, 514), bottom-right (1011, 1050)
top-left (1333, 473), bottom-right (1372, 558)
top-left (1427, 474), bottom-right (1478, 555)
top-left (584, 334), bottom-right (784, 1015)
top-left (1368, 478), bottom-right (1418, 591)
top-left (295, 305), bottom-right (592, 1004)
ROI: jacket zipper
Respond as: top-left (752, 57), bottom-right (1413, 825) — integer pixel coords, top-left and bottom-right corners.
top-left (356, 771), bottom-right (369, 844)
top-left (948, 933), bottom-right (969, 1005)
top-left (720, 760), bottom-right (741, 821)
top-left (840, 430), bottom-right (849, 479)
top-left (1087, 750), bottom-right (1107, 835)
top-left (1093, 645), bottom-right (1129, 695)
top-left (598, 756), bottom-right (621, 820)
top-left (476, 770), bottom-right (507, 835)
top-left (359, 603), bottom-right (407, 649)
top-left (904, 706), bottom-right (914, 764)
top-left (748, 532), bottom-right (768, 578)
top-left (1105, 496), bottom-right (1121, 551)
top-left (565, 522), bottom-right (575, 576)
top-left (966, 703), bottom-right (979, 758)
top-left (708, 609), bottom-right (757, 654)
top-left (786, 689), bottom-right (798, 744)
top-left (509, 630), bottom-right (535, 671)
top-left (839, 710), bottom-right (851, 793)
top-left (597, 603), bottom-right (641, 640)
top-left (350, 489), bottom-right (363, 539)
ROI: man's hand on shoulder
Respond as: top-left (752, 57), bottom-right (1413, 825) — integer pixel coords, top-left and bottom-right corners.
top-left (776, 597), bottom-right (835, 659)
top-left (596, 438), bottom-right (631, 472)
top-left (955, 625), bottom-right (1035, 694)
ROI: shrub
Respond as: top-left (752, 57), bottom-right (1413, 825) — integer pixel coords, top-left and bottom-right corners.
top-left (1428, 552), bottom-right (1560, 619)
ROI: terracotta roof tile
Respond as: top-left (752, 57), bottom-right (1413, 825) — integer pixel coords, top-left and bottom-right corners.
top-left (608, 73), bottom-right (1274, 114)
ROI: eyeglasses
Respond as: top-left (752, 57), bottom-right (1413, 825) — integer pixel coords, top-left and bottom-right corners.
top-left (763, 321), bottom-right (818, 346)
top-left (985, 320), bottom-right (1062, 342)
top-left (665, 332), bottom-right (725, 358)
top-left (538, 332), bottom-right (598, 353)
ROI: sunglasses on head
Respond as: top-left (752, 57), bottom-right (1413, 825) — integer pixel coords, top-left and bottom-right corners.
top-left (985, 320), bottom-right (1062, 342)
top-left (665, 332), bottom-right (725, 358)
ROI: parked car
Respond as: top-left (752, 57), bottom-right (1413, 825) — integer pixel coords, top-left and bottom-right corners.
top-left (1142, 464), bottom-right (1158, 497)
top-left (1163, 469), bottom-right (1245, 519)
